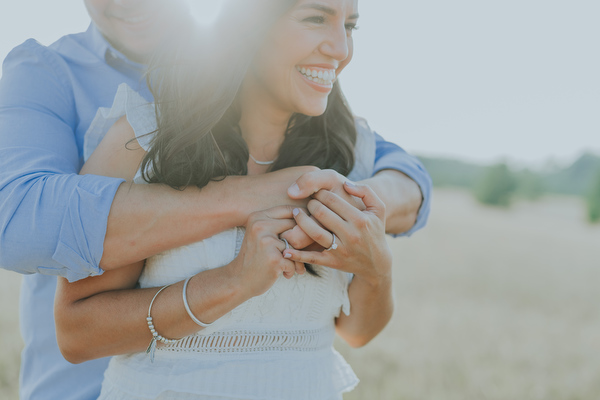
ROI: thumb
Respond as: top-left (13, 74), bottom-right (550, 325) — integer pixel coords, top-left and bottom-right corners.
top-left (288, 170), bottom-right (334, 199)
top-left (343, 181), bottom-right (385, 219)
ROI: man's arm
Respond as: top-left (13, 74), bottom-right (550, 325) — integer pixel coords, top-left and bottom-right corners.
top-left (0, 41), bottom-right (312, 281)
top-left (286, 122), bottom-right (431, 241)
top-left (359, 168), bottom-right (422, 234)
top-left (371, 132), bottom-right (432, 236)
top-left (0, 41), bottom-right (123, 281)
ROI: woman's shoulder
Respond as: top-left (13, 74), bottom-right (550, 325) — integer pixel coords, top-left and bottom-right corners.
top-left (115, 84), bottom-right (157, 151)
top-left (347, 116), bottom-right (376, 181)
top-left (84, 84), bottom-right (157, 161)
top-left (82, 84), bottom-right (157, 181)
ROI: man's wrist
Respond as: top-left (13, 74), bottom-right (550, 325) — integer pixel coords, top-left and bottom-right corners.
top-left (202, 175), bottom-right (249, 227)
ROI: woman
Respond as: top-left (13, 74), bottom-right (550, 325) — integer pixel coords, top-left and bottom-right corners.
top-left (54, 0), bottom-right (393, 398)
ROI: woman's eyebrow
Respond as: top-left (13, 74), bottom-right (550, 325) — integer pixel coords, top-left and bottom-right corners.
top-left (299, 3), bottom-right (336, 15)
top-left (298, 3), bottom-right (359, 19)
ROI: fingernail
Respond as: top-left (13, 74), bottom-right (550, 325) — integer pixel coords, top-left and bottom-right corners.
top-left (345, 181), bottom-right (356, 187)
top-left (284, 252), bottom-right (292, 259)
top-left (293, 208), bottom-right (300, 217)
top-left (288, 183), bottom-right (300, 197)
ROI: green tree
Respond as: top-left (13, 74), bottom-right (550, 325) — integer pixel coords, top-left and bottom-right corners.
top-left (587, 169), bottom-right (600, 223)
top-left (516, 169), bottom-right (545, 200)
top-left (474, 163), bottom-right (517, 207)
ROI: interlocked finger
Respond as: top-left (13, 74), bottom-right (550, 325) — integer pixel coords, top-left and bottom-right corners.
top-left (291, 208), bottom-right (337, 249)
top-left (306, 199), bottom-right (345, 234)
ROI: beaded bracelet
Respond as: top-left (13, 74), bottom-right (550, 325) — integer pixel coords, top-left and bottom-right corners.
top-left (182, 277), bottom-right (214, 328)
top-left (145, 284), bottom-right (179, 362)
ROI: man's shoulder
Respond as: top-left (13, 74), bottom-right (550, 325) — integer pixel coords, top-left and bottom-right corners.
top-left (50, 29), bottom-right (96, 53)
top-left (6, 29), bottom-right (100, 69)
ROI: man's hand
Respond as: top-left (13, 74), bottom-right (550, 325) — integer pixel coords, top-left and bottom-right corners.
top-left (288, 169), bottom-right (365, 211)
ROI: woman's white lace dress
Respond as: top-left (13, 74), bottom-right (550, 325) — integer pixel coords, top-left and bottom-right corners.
top-left (84, 84), bottom-right (377, 400)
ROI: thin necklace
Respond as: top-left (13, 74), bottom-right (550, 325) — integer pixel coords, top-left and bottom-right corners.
top-left (249, 153), bottom-right (276, 165)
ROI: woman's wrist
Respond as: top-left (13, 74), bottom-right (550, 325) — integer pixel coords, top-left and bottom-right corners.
top-left (219, 258), bottom-right (250, 302)
top-left (178, 261), bottom-right (250, 331)
top-left (352, 256), bottom-right (393, 289)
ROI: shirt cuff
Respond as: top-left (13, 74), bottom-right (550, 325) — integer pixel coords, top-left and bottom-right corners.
top-left (373, 152), bottom-right (432, 238)
top-left (52, 174), bottom-right (125, 282)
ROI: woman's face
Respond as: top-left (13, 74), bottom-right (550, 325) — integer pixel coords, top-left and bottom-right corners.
top-left (245, 0), bottom-right (359, 117)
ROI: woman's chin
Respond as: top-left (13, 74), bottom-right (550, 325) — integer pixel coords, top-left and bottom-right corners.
top-left (295, 102), bottom-right (328, 117)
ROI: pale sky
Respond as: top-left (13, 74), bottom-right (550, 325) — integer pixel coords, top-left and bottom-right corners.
top-left (1, 1), bottom-right (598, 166)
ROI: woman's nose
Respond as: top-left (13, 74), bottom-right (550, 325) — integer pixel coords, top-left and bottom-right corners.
top-left (319, 25), bottom-right (350, 62)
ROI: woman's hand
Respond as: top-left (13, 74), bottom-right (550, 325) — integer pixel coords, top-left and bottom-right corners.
top-left (280, 169), bottom-right (365, 250)
top-left (229, 206), bottom-right (300, 299)
top-left (282, 181), bottom-right (392, 284)
top-left (282, 182), bottom-right (395, 347)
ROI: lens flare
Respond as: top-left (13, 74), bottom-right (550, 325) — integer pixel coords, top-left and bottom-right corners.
top-left (189, 0), bottom-right (223, 25)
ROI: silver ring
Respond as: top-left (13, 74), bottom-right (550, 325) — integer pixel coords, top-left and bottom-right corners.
top-left (281, 237), bottom-right (290, 250)
top-left (324, 233), bottom-right (338, 251)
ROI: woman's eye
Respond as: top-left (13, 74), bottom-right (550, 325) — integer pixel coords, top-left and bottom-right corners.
top-left (345, 23), bottom-right (359, 32)
top-left (304, 16), bottom-right (326, 24)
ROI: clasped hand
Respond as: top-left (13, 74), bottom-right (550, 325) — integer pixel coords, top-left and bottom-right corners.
top-left (283, 170), bottom-right (392, 284)
top-left (234, 169), bottom-right (392, 299)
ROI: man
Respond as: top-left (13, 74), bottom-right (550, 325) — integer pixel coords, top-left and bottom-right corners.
top-left (0, 1), bottom-right (431, 399)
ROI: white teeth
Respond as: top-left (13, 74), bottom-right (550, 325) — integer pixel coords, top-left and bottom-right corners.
top-left (296, 67), bottom-right (336, 85)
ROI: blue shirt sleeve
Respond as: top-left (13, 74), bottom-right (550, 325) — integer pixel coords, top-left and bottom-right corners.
top-left (373, 132), bottom-right (432, 237)
top-left (0, 40), bottom-right (124, 282)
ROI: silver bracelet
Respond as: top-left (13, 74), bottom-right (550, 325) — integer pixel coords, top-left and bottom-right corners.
top-left (146, 284), bottom-right (179, 362)
top-left (182, 277), bottom-right (214, 328)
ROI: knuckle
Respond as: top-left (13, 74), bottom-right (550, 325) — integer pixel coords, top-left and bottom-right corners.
top-left (307, 200), bottom-right (325, 219)
top-left (323, 169), bottom-right (336, 177)
top-left (249, 221), bottom-right (266, 236)
top-left (316, 189), bottom-right (332, 201)
top-left (313, 230), bottom-right (327, 243)
top-left (258, 235), bottom-right (272, 248)
top-left (354, 214), bottom-right (369, 229)
top-left (279, 230), bottom-right (291, 241)
top-left (266, 253), bottom-right (280, 266)
top-left (247, 212), bottom-right (259, 225)
top-left (287, 237), bottom-right (302, 249)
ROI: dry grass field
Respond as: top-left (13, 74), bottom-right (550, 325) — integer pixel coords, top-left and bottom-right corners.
top-left (1, 188), bottom-right (600, 399)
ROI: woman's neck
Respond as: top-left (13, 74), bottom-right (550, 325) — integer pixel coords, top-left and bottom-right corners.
top-left (238, 83), bottom-right (292, 173)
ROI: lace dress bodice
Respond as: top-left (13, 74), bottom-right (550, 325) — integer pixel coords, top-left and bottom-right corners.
top-left (84, 84), bottom-right (377, 400)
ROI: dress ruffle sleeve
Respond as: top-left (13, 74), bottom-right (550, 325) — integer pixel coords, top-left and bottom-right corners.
top-left (83, 83), bottom-right (157, 161)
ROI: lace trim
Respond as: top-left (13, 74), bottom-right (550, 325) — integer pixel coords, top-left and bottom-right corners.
top-left (160, 326), bottom-right (334, 354)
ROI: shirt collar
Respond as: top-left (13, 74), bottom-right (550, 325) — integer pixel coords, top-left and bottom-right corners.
top-left (86, 23), bottom-right (147, 77)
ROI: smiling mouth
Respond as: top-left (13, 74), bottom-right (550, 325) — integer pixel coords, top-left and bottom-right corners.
top-left (115, 14), bottom-right (152, 24)
top-left (296, 66), bottom-right (336, 86)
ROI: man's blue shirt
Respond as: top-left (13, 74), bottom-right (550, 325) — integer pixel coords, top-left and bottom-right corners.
top-left (0, 24), bottom-right (431, 400)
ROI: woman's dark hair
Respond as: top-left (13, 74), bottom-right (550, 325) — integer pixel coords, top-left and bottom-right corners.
top-left (141, 0), bottom-right (357, 187)
top-left (140, 0), bottom-right (358, 273)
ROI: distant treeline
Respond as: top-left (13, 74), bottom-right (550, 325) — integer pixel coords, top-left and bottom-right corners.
top-left (418, 152), bottom-right (600, 222)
